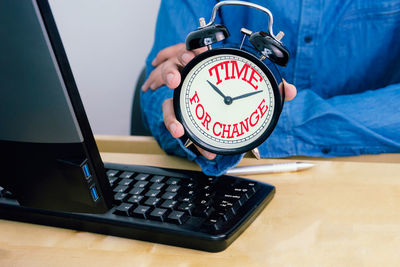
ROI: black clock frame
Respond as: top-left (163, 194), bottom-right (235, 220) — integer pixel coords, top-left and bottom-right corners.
top-left (174, 48), bottom-right (284, 155)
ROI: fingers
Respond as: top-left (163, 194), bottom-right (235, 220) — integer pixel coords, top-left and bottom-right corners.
top-left (279, 79), bottom-right (297, 101)
top-left (162, 98), bottom-right (216, 160)
top-left (195, 145), bottom-right (217, 160)
top-left (141, 65), bottom-right (162, 92)
top-left (177, 50), bottom-right (196, 67)
top-left (161, 59), bottom-right (181, 89)
top-left (158, 46), bottom-right (207, 88)
top-left (143, 47), bottom-right (185, 92)
top-left (142, 58), bottom-right (181, 91)
top-left (143, 44), bottom-right (209, 92)
top-left (152, 43), bottom-right (186, 66)
top-left (193, 46), bottom-right (208, 56)
top-left (176, 46), bottom-right (208, 66)
top-left (162, 98), bottom-right (184, 138)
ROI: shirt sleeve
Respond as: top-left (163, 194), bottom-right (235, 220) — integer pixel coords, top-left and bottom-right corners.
top-left (259, 83), bottom-right (400, 158)
top-left (140, 0), bottom-right (243, 176)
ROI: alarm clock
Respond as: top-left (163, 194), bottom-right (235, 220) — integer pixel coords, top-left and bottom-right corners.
top-left (174, 1), bottom-right (289, 155)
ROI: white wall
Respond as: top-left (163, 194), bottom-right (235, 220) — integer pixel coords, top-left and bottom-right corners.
top-left (48, 0), bottom-right (161, 135)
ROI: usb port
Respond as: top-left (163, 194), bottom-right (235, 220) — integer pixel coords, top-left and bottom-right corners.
top-left (83, 163), bottom-right (91, 179)
top-left (90, 186), bottom-right (99, 201)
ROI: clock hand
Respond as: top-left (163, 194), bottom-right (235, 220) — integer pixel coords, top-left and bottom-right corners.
top-left (232, 90), bottom-right (264, 101)
top-left (206, 80), bottom-right (226, 99)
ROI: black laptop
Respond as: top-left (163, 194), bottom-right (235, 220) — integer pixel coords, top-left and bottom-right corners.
top-left (0, 0), bottom-right (275, 252)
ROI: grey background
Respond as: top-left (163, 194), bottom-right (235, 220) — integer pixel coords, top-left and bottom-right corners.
top-left (49, 0), bottom-right (161, 135)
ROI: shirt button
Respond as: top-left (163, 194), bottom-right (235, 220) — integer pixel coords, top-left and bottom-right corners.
top-left (321, 148), bottom-right (331, 154)
top-left (304, 35), bottom-right (313, 43)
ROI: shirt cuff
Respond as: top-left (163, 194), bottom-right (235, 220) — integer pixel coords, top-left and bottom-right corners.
top-left (175, 138), bottom-right (244, 176)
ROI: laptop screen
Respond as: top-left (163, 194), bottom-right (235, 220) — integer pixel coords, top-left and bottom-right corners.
top-left (0, 0), bottom-right (113, 213)
top-left (0, 0), bottom-right (83, 144)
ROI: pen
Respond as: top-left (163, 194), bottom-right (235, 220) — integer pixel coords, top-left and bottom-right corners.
top-left (226, 162), bottom-right (315, 175)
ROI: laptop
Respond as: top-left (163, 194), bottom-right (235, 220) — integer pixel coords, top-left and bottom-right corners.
top-left (0, 0), bottom-right (275, 252)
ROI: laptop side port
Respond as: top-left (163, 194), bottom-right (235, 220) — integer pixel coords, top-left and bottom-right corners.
top-left (83, 163), bottom-right (91, 179)
top-left (90, 186), bottom-right (99, 201)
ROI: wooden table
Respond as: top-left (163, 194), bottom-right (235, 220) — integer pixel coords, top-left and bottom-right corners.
top-left (1, 135), bottom-right (400, 266)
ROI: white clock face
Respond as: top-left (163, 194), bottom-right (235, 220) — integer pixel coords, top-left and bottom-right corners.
top-left (179, 52), bottom-right (276, 152)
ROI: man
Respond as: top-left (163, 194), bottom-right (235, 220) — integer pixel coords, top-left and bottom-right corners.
top-left (141, 0), bottom-right (400, 176)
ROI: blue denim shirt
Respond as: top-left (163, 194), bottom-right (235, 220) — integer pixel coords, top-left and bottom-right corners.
top-left (141, 0), bottom-right (400, 176)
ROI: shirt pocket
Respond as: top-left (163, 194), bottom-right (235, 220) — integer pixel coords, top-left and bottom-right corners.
top-left (339, 0), bottom-right (400, 24)
top-left (316, 1), bottom-right (400, 97)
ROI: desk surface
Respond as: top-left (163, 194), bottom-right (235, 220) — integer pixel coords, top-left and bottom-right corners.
top-left (1, 135), bottom-right (400, 267)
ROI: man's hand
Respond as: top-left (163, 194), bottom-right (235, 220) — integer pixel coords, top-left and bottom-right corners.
top-left (142, 43), bottom-right (207, 92)
top-left (142, 43), bottom-right (297, 160)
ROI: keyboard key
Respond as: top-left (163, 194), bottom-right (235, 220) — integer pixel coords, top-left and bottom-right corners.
top-left (177, 195), bottom-right (193, 202)
top-left (106, 169), bottom-right (119, 177)
top-left (132, 205), bottom-right (151, 219)
top-left (231, 187), bottom-right (250, 194)
top-left (113, 185), bottom-right (129, 193)
top-left (120, 171), bottom-right (135, 179)
top-left (237, 195), bottom-right (249, 206)
top-left (144, 197), bottom-right (161, 207)
top-left (129, 187), bottom-right (145, 195)
top-left (222, 192), bottom-right (248, 206)
top-left (177, 202), bottom-right (195, 215)
top-left (166, 177), bottom-right (180, 185)
top-left (114, 203), bottom-right (134, 216)
top-left (195, 197), bottom-right (212, 207)
top-left (193, 206), bottom-right (215, 218)
top-left (216, 210), bottom-right (234, 222)
top-left (145, 190), bottom-right (161, 198)
top-left (198, 191), bottom-right (215, 199)
top-left (215, 199), bottom-right (240, 214)
top-left (244, 188), bottom-right (256, 199)
top-left (205, 177), bottom-right (217, 184)
top-left (203, 214), bottom-right (224, 231)
top-left (150, 175), bottom-right (165, 183)
top-left (184, 216), bottom-right (205, 228)
top-left (108, 176), bottom-right (119, 185)
top-left (182, 181), bottom-right (196, 189)
top-left (202, 184), bottom-right (214, 191)
top-left (235, 182), bottom-right (260, 198)
top-left (182, 189), bottom-right (196, 196)
top-left (166, 185), bottom-right (180, 193)
top-left (160, 200), bottom-right (177, 209)
top-left (119, 178), bottom-right (134, 186)
top-left (127, 195), bottom-right (144, 204)
top-left (114, 192), bottom-right (129, 204)
top-left (134, 173), bottom-right (150, 181)
top-left (149, 208), bottom-right (168, 221)
top-left (134, 181), bottom-right (149, 188)
top-left (219, 192), bottom-right (242, 200)
top-left (167, 211), bottom-right (188, 224)
top-left (150, 183), bottom-right (165, 191)
top-left (241, 181), bottom-right (260, 192)
top-left (161, 192), bottom-right (177, 200)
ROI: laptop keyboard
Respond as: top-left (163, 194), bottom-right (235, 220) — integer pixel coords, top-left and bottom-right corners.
top-left (0, 163), bottom-right (275, 251)
top-left (107, 168), bottom-right (260, 231)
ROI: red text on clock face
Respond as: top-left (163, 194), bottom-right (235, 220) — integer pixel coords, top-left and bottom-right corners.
top-left (190, 90), bottom-right (268, 139)
top-left (208, 60), bottom-right (263, 90)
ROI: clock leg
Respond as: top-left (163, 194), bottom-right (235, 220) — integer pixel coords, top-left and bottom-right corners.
top-left (251, 148), bottom-right (261, 160)
top-left (184, 139), bottom-right (193, 148)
